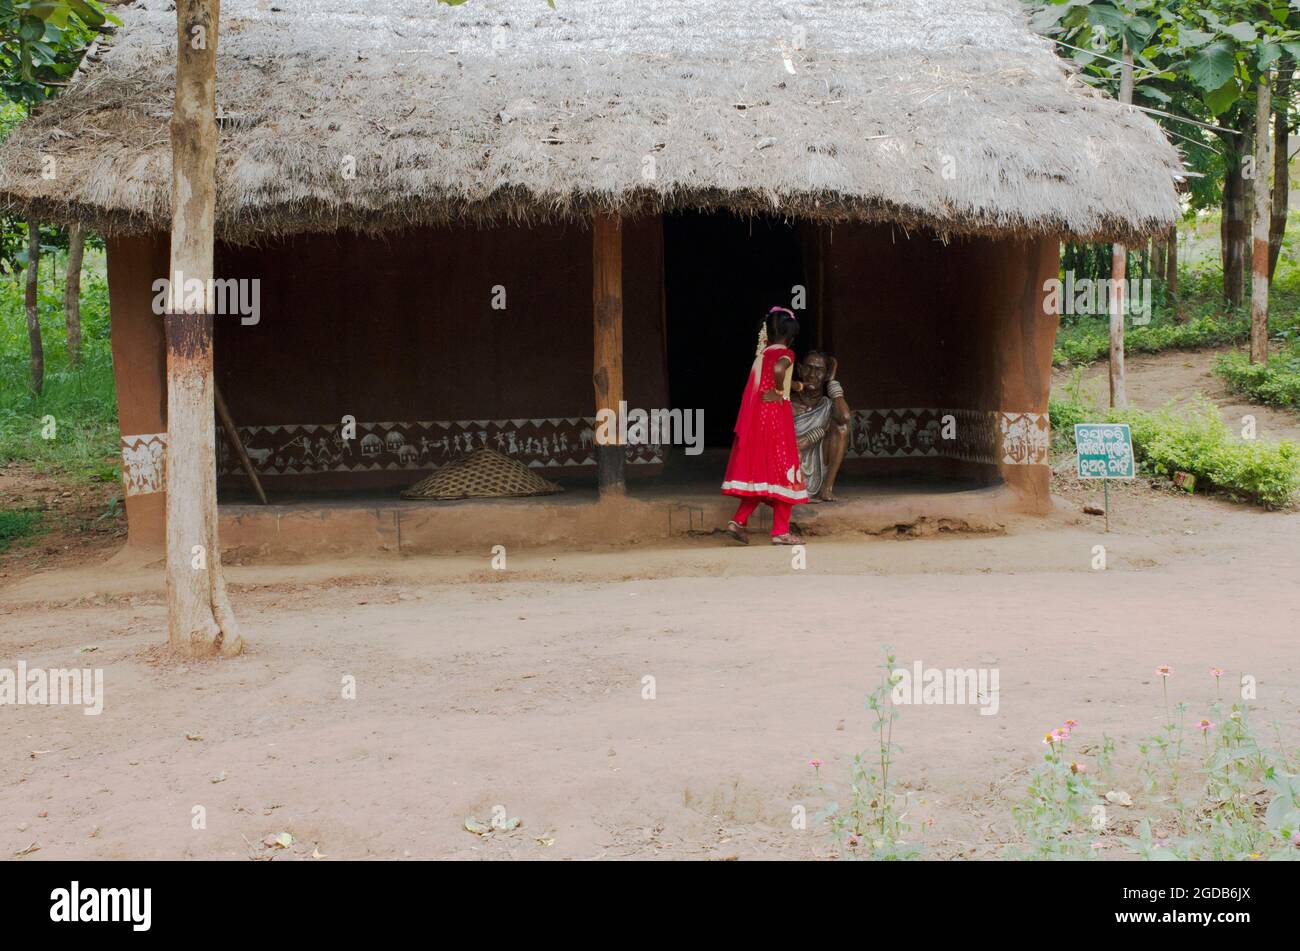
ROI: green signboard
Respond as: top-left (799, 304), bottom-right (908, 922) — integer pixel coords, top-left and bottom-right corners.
top-left (1074, 423), bottom-right (1135, 480)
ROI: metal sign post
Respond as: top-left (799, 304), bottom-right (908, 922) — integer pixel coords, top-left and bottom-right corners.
top-left (1075, 423), bottom-right (1135, 532)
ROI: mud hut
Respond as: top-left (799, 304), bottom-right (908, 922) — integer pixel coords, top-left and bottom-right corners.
top-left (0, 0), bottom-right (1184, 554)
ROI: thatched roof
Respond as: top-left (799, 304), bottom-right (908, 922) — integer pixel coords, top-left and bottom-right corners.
top-left (0, 0), bottom-right (1184, 243)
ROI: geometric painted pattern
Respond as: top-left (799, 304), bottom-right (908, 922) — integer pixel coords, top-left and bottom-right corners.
top-left (132, 408), bottom-right (1047, 492)
top-left (847, 408), bottom-right (1047, 466)
top-left (215, 416), bottom-right (665, 477)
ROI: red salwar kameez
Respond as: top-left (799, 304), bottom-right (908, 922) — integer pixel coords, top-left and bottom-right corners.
top-left (721, 344), bottom-right (808, 536)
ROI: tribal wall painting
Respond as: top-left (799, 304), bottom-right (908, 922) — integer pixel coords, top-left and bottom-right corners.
top-left (847, 409), bottom-right (1047, 467)
top-left (120, 433), bottom-right (167, 496)
top-left (216, 417), bottom-right (664, 477)
top-left (998, 412), bottom-right (1051, 467)
top-left (209, 410), bottom-right (1047, 479)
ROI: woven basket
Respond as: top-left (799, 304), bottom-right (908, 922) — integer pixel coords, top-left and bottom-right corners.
top-left (401, 448), bottom-right (564, 500)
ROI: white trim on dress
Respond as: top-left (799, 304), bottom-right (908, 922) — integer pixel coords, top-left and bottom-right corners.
top-left (720, 479), bottom-right (809, 501)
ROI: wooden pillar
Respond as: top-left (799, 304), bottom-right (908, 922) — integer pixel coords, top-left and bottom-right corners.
top-left (592, 213), bottom-right (625, 495)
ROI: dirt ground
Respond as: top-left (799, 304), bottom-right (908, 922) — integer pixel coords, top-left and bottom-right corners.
top-left (1, 347), bottom-right (1297, 861)
top-left (0, 464), bottom-right (123, 583)
top-left (1054, 345), bottom-right (1300, 445)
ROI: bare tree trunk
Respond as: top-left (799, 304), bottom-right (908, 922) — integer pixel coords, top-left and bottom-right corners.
top-left (64, 224), bottom-right (84, 366)
top-left (1269, 59), bottom-right (1292, 281)
top-left (165, 0), bottom-right (241, 657)
top-left (1251, 75), bottom-right (1273, 366)
top-left (1152, 236), bottom-right (1166, 284)
top-left (1109, 40), bottom-right (1133, 410)
top-left (1222, 111), bottom-right (1249, 307)
top-left (1166, 224), bottom-right (1183, 322)
top-left (25, 218), bottom-right (43, 394)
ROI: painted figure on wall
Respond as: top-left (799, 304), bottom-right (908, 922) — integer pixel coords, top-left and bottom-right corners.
top-left (792, 350), bottom-right (851, 501)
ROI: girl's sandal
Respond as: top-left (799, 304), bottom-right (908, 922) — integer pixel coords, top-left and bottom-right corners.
top-left (770, 532), bottom-right (804, 546)
top-left (725, 520), bottom-right (750, 545)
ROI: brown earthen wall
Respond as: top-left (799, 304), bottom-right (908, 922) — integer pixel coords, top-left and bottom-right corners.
top-left (211, 219), bottom-right (668, 491)
top-left (106, 220), bottom-right (1059, 548)
top-left (819, 225), bottom-right (1058, 508)
top-left (107, 234), bottom-right (170, 548)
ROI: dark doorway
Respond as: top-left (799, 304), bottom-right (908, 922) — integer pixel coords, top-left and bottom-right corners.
top-left (664, 212), bottom-right (811, 447)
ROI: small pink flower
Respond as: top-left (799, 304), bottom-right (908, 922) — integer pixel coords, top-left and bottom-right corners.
top-left (1070, 761), bottom-right (1087, 774)
top-left (809, 758), bottom-right (823, 769)
top-left (1196, 719), bottom-right (1214, 732)
top-left (1210, 667), bottom-right (1223, 679)
top-left (1290, 831), bottom-right (1300, 848)
top-left (1064, 719), bottom-right (1078, 731)
top-left (1156, 665), bottom-right (1172, 677)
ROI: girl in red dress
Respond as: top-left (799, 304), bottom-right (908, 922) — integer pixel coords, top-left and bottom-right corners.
top-left (721, 307), bottom-right (807, 545)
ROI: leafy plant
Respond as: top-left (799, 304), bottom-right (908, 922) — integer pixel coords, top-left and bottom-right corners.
top-left (0, 505), bottom-right (40, 551)
top-left (1050, 392), bottom-right (1300, 507)
top-left (0, 249), bottom-right (118, 478)
top-left (816, 648), bottom-right (922, 860)
top-left (1215, 347), bottom-right (1300, 410)
top-left (1008, 721), bottom-right (1105, 859)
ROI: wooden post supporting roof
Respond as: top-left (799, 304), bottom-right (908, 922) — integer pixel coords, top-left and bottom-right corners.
top-left (592, 213), bottom-right (625, 495)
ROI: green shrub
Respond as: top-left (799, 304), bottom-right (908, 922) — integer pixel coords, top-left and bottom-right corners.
top-left (0, 254), bottom-right (118, 480)
top-left (0, 508), bottom-right (42, 553)
top-left (1053, 314), bottom-right (1251, 367)
top-left (1050, 396), bottom-right (1300, 508)
top-left (1214, 348), bottom-right (1300, 410)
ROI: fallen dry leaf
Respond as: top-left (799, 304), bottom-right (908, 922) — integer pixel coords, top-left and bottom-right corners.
top-left (263, 832), bottom-right (293, 849)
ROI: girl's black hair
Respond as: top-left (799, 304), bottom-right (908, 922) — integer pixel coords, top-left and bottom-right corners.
top-left (765, 307), bottom-right (800, 346)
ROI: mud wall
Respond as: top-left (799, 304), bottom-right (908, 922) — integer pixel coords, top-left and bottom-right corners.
top-left (818, 225), bottom-right (1057, 509)
top-left (107, 234), bottom-right (170, 548)
top-left (106, 219), bottom-right (1058, 551)
top-left (210, 219), bottom-right (668, 492)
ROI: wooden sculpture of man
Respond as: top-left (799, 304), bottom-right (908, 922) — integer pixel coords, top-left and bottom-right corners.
top-left (792, 350), bottom-right (851, 501)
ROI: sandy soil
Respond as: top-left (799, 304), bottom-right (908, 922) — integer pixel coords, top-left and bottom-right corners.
top-left (2, 485), bottom-right (1297, 861)
top-left (1, 348), bottom-right (1296, 861)
top-left (0, 463), bottom-right (124, 584)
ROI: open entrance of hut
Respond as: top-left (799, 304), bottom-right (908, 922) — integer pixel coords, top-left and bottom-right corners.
top-left (663, 211), bottom-right (813, 449)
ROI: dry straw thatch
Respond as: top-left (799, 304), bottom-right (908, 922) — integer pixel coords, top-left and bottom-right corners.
top-left (0, 0), bottom-right (1184, 243)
